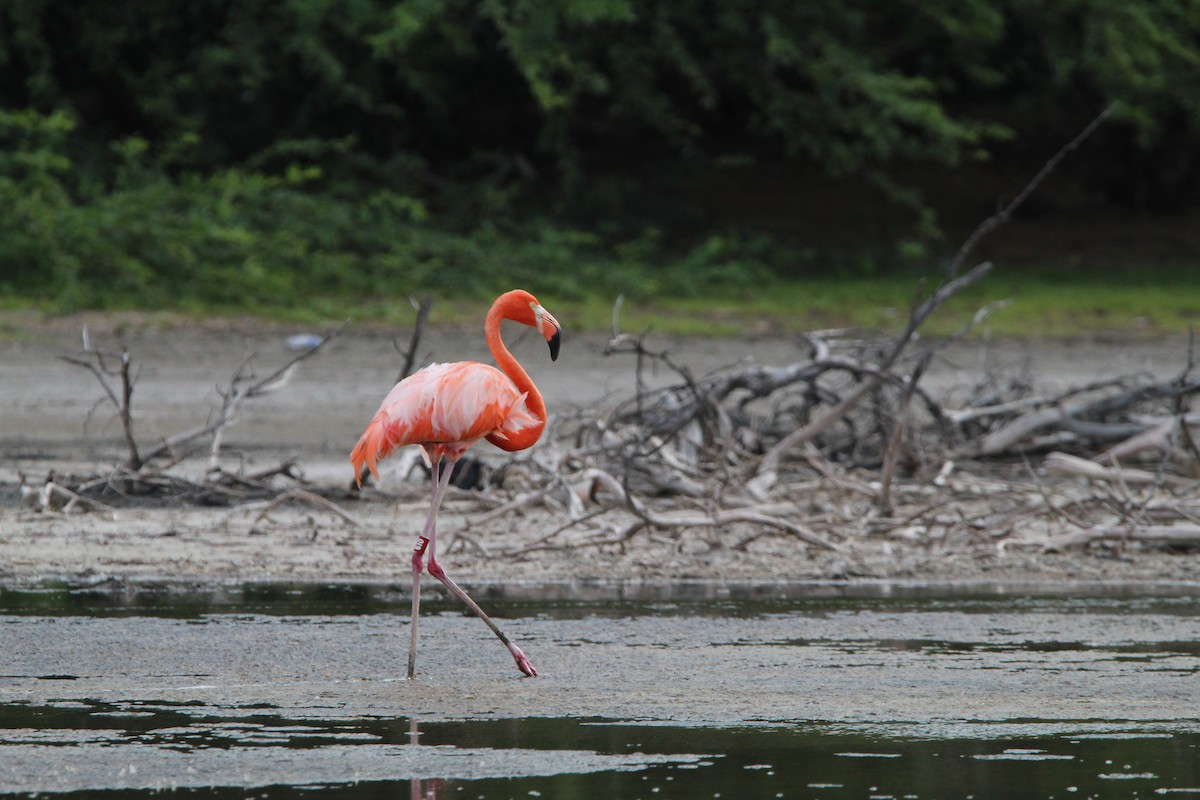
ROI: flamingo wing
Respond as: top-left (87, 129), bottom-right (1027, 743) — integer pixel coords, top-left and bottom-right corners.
top-left (351, 362), bottom-right (539, 483)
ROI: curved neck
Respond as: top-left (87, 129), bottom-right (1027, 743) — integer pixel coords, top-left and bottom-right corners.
top-left (486, 303), bottom-right (547, 450)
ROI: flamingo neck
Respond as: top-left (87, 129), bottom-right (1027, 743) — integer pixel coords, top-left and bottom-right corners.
top-left (486, 302), bottom-right (547, 451)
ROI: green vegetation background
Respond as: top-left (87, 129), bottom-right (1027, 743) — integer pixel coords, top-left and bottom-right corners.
top-left (2, 1), bottom-right (1198, 334)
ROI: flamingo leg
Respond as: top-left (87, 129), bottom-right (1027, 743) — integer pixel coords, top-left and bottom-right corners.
top-left (408, 453), bottom-right (455, 679)
top-left (423, 458), bottom-right (538, 678)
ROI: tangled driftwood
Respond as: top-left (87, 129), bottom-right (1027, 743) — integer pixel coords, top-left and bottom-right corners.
top-left (31, 101), bottom-right (1200, 557)
top-left (435, 104), bottom-right (1200, 558)
top-left (444, 282), bottom-right (1200, 561)
top-left (32, 323), bottom-right (346, 515)
top-left (34, 287), bottom-right (1200, 558)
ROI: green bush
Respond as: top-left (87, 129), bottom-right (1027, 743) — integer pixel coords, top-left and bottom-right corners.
top-left (3, 2), bottom-right (1200, 318)
top-left (0, 107), bottom-right (791, 311)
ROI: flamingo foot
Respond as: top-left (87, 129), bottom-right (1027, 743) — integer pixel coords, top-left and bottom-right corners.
top-left (511, 647), bottom-right (538, 677)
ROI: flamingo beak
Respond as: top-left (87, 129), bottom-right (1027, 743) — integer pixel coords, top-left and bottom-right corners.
top-left (533, 303), bottom-right (561, 361)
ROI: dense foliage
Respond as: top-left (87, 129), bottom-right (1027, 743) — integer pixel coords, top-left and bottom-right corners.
top-left (1, 1), bottom-right (1197, 312)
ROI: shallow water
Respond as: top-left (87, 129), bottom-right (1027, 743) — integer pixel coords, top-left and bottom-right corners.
top-left (2, 582), bottom-right (1198, 797)
top-left (2, 703), bottom-right (1198, 798)
top-left (4, 578), bottom-right (1199, 618)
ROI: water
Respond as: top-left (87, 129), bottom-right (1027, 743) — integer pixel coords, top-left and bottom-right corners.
top-left (2, 703), bottom-right (1197, 798)
top-left (2, 582), bottom-right (1198, 798)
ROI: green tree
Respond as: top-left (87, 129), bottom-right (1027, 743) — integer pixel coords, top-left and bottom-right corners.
top-left (2, 1), bottom-right (1200, 311)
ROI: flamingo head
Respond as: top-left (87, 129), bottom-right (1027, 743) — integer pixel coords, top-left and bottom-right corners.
top-left (499, 289), bottom-right (561, 361)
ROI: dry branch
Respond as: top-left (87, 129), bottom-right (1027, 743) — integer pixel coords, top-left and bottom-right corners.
top-left (20, 475), bottom-right (116, 516)
top-left (59, 327), bottom-right (143, 469)
top-left (58, 323), bottom-right (344, 510)
top-left (949, 102), bottom-right (1119, 275)
top-left (878, 352), bottom-right (932, 515)
top-left (973, 376), bottom-right (1200, 456)
top-left (234, 489), bottom-right (363, 528)
top-left (1043, 451), bottom-right (1192, 487)
top-left (756, 261), bottom-right (993, 481)
top-left (1044, 524), bottom-right (1200, 550)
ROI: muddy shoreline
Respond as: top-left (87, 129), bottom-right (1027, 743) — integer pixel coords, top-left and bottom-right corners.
top-left (3, 314), bottom-right (1198, 589)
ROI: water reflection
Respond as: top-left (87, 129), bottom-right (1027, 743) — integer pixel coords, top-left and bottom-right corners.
top-left (408, 717), bottom-right (447, 800)
top-left (0, 700), bottom-right (1197, 798)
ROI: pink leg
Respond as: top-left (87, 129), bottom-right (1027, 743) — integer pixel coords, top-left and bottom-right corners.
top-left (423, 458), bottom-right (538, 678)
top-left (426, 552), bottom-right (538, 677)
top-left (408, 453), bottom-right (455, 679)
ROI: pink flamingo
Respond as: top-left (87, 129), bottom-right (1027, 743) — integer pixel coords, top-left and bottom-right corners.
top-left (351, 289), bottom-right (561, 678)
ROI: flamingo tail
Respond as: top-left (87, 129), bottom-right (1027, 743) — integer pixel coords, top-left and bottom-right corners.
top-left (350, 411), bottom-right (393, 486)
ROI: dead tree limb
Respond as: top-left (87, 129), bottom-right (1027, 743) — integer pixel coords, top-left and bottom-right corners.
top-left (756, 261), bottom-right (993, 480)
top-left (1044, 524), bottom-right (1200, 550)
top-left (975, 376), bottom-right (1200, 456)
top-left (64, 322), bottom-right (345, 478)
top-left (949, 102), bottom-right (1119, 275)
top-left (395, 295), bottom-right (433, 383)
top-left (59, 327), bottom-right (143, 470)
top-left (24, 476), bottom-right (116, 516)
top-left (201, 321), bottom-right (346, 473)
top-left (878, 352), bottom-right (932, 515)
top-left (1044, 451), bottom-right (1192, 487)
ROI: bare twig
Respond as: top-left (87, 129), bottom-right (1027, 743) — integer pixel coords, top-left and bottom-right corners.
top-left (234, 488), bottom-right (363, 528)
top-left (756, 262), bottom-right (993, 479)
top-left (949, 102), bottom-right (1119, 275)
top-left (1043, 524), bottom-right (1200, 550)
top-left (1044, 451), bottom-right (1192, 487)
top-left (396, 296), bottom-right (434, 383)
top-left (878, 352), bottom-right (932, 515)
top-left (60, 327), bottom-right (142, 469)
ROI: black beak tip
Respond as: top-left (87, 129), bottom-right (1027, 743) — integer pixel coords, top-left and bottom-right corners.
top-left (548, 330), bottom-right (561, 362)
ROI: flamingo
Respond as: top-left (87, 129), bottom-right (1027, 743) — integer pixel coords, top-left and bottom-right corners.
top-left (350, 289), bottom-right (561, 679)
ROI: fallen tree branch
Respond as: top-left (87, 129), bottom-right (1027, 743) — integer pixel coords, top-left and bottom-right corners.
top-left (949, 101), bottom-right (1119, 275)
top-left (22, 477), bottom-right (117, 517)
top-left (232, 488), bottom-right (363, 528)
top-left (878, 352), bottom-right (932, 515)
top-left (1044, 524), bottom-right (1200, 550)
top-left (1043, 451), bottom-right (1192, 488)
top-left (975, 377), bottom-right (1200, 456)
top-left (59, 327), bottom-right (143, 470)
top-left (756, 261), bottom-right (993, 480)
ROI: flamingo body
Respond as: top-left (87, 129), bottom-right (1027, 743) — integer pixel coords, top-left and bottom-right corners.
top-left (350, 361), bottom-right (538, 480)
top-left (350, 289), bottom-right (560, 679)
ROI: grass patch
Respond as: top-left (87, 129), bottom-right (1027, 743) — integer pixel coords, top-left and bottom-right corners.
top-left (7, 264), bottom-right (1197, 340)
top-left (534, 264), bottom-right (1200, 339)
